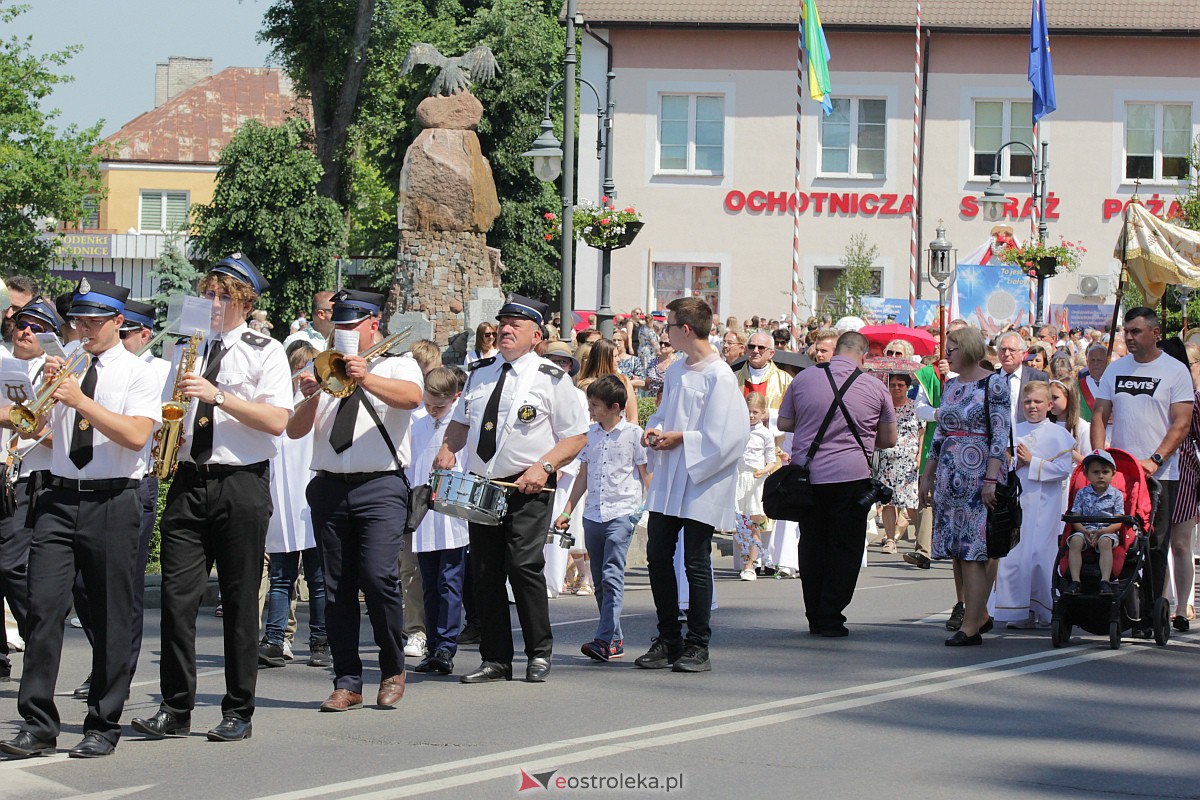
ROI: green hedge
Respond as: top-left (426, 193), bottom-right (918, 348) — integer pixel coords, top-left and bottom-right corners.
top-left (637, 397), bottom-right (657, 428)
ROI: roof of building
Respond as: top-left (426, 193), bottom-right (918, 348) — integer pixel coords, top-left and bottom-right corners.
top-left (104, 67), bottom-right (303, 164)
top-left (574, 0), bottom-right (1200, 32)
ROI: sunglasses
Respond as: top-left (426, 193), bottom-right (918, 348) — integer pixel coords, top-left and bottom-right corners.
top-left (746, 344), bottom-right (770, 351)
top-left (885, 350), bottom-right (905, 357)
top-left (15, 319), bottom-right (47, 334)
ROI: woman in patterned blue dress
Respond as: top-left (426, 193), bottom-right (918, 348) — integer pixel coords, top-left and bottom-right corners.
top-left (918, 326), bottom-right (1011, 646)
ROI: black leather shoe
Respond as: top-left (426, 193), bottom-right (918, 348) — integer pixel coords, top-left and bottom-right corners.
top-left (72, 672), bottom-right (91, 700)
top-left (0, 659), bottom-right (11, 682)
top-left (459, 661), bottom-right (512, 684)
top-left (131, 709), bottom-right (191, 739)
top-left (0, 731), bottom-right (56, 758)
top-left (429, 649), bottom-right (454, 675)
top-left (414, 653), bottom-right (436, 673)
top-left (525, 657), bottom-right (551, 682)
top-left (206, 716), bottom-right (252, 742)
top-left (68, 732), bottom-right (115, 758)
top-left (903, 552), bottom-right (931, 570)
top-left (945, 631), bottom-right (983, 647)
top-left (979, 617), bottom-right (994, 634)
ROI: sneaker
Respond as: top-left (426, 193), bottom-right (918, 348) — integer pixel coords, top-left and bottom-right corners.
top-left (946, 602), bottom-right (966, 631)
top-left (282, 640), bottom-right (295, 661)
top-left (258, 641), bottom-right (286, 668)
top-left (671, 643), bottom-right (711, 673)
top-left (580, 639), bottom-right (611, 662)
top-left (1064, 580), bottom-right (1082, 595)
top-left (739, 568), bottom-right (757, 581)
top-left (576, 584), bottom-right (594, 597)
top-left (634, 637), bottom-right (684, 670)
top-left (403, 632), bottom-right (427, 659)
top-left (307, 640), bottom-right (332, 667)
top-left (609, 639), bottom-right (624, 659)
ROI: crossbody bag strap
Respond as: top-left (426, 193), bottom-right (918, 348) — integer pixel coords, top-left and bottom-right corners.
top-left (823, 366), bottom-right (871, 466)
top-left (805, 365), bottom-right (863, 466)
top-left (360, 395), bottom-right (403, 474)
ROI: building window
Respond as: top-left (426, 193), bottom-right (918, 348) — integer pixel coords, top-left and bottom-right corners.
top-left (657, 94), bottom-right (724, 175)
top-left (972, 100), bottom-right (1033, 178)
top-left (814, 266), bottom-right (882, 314)
top-left (72, 196), bottom-right (99, 230)
top-left (139, 190), bottom-right (190, 232)
top-left (653, 263), bottom-right (720, 316)
top-left (1125, 103), bottom-right (1192, 181)
top-left (820, 98), bottom-right (886, 177)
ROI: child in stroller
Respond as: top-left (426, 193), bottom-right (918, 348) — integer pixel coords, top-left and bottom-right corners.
top-left (1064, 450), bottom-right (1125, 597)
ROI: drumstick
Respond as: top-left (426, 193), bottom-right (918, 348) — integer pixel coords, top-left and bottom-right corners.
top-left (490, 479), bottom-right (554, 493)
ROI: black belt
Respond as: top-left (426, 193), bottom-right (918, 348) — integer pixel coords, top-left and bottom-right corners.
top-left (48, 476), bottom-right (138, 493)
top-left (178, 460), bottom-right (269, 476)
top-left (316, 469), bottom-right (405, 485)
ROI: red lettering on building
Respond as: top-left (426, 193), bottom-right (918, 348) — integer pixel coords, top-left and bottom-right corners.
top-left (879, 193), bottom-right (898, 215)
top-left (747, 191), bottom-right (767, 212)
top-left (859, 194), bottom-right (879, 214)
top-left (724, 190), bottom-right (746, 212)
top-left (766, 191), bottom-right (789, 212)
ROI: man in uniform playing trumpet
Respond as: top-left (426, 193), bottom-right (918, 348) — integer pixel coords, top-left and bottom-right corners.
top-left (287, 290), bottom-right (424, 711)
top-left (0, 279), bottom-right (161, 758)
top-left (132, 254), bottom-right (292, 744)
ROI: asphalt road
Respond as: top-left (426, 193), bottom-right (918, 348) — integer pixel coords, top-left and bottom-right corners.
top-left (1, 547), bottom-right (1198, 800)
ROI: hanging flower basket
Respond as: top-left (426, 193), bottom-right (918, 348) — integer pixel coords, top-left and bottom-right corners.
top-left (542, 198), bottom-right (644, 251)
top-left (998, 237), bottom-right (1087, 280)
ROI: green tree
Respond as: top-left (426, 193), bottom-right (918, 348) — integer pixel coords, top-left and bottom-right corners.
top-left (824, 233), bottom-right (880, 319)
top-left (1175, 135), bottom-right (1200, 231)
top-left (149, 233), bottom-right (202, 318)
top-left (0, 4), bottom-right (106, 278)
top-left (191, 118), bottom-right (345, 326)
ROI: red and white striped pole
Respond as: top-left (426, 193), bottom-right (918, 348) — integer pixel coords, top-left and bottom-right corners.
top-left (908, 0), bottom-right (922, 327)
top-left (791, 8), bottom-right (804, 332)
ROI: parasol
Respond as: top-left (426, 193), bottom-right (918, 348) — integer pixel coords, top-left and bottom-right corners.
top-left (858, 324), bottom-right (938, 357)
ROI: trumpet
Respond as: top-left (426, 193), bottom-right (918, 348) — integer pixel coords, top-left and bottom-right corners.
top-left (309, 327), bottom-right (412, 399)
top-left (9, 340), bottom-right (91, 435)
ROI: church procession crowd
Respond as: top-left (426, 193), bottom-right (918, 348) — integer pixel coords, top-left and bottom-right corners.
top-left (0, 261), bottom-right (1196, 761)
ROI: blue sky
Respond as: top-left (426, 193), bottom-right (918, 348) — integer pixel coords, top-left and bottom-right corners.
top-left (12, 0), bottom-right (274, 137)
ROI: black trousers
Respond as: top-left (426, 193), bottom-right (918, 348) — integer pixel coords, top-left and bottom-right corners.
top-left (467, 484), bottom-right (554, 664)
top-left (1147, 478), bottom-right (1179, 605)
top-left (158, 464), bottom-right (271, 721)
top-left (308, 473), bottom-right (408, 694)
top-left (0, 478), bottom-right (36, 663)
top-left (646, 513), bottom-right (714, 647)
top-left (17, 485), bottom-right (139, 745)
top-left (796, 480), bottom-right (871, 632)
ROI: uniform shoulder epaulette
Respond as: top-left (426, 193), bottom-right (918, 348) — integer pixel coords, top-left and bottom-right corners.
top-left (539, 362), bottom-right (565, 379)
top-left (467, 356), bottom-right (496, 371)
top-left (241, 330), bottom-right (271, 349)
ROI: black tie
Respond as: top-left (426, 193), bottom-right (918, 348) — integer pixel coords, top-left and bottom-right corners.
top-left (329, 387), bottom-right (364, 454)
top-left (191, 340), bottom-right (226, 464)
top-left (476, 363), bottom-right (511, 464)
top-left (69, 356), bottom-right (98, 469)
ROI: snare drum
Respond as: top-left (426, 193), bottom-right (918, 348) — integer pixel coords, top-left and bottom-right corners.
top-left (428, 469), bottom-right (509, 526)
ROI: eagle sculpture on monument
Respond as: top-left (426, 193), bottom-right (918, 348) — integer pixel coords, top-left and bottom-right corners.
top-left (399, 43), bottom-right (500, 96)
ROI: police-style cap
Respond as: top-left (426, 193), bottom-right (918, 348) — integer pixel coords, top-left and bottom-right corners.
top-left (120, 299), bottom-right (157, 331)
top-left (496, 294), bottom-right (548, 326)
top-left (331, 289), bottom-right (385, 323)
top-left (15, 296), bottom-right (63, 334)
top-left (1082, 450), bottom-right (1117, 471)
top-left (68, 277), bottom-right (129, 318)
top-left (210, 252), bottom-right (270, 294)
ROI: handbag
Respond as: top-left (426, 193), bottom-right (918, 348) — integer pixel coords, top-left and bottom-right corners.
top-left (982, 374), bottom-right (1022, 558)
top-left (405, 483), bottom-right (433, 534)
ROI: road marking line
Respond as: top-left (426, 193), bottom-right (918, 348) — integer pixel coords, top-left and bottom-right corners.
top-left (251, 635), bottom-right (1195, 800)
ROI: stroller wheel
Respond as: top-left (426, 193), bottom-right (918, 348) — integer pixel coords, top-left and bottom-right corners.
top-left (1051, 619), bottom-right (1071, 648)
top-left (1109, 621), bottom-right (1121, 650)
top-left (1153, 597), bottom-right (1171, 646)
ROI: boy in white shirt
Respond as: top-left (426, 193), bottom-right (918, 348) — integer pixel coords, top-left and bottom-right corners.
top-left (555, 375), bottom-right (650, 662)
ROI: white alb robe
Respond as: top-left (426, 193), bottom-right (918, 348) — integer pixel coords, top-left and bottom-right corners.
top-left (407, 406), bottom-right (470, 554)
top-left (266, 421), bottom-right (315, 554)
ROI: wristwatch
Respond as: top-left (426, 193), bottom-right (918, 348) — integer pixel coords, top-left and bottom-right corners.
top-left (540, 460), bottom-right (554, 474)
top-left (1150, 453), bottom-right (1164, 466)
top-left (213, 390), bottom-right (226, 407)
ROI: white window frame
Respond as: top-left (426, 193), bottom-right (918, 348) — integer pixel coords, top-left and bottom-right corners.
top-left (138, 189), bottom-right (190, 233)
top-left (655, 93), bottom-right (725, 177)
top-left (817, 97), bottom-right (888, 179)
top-left (1123, 101), bottom-right (1193, 183)
top-left (970, 99), bottom-right (1034, 180)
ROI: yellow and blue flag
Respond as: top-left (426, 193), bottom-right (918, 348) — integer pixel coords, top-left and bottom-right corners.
top-left (801, 0), bottom-right (833, 115)
top-left (1029, 0), bottom-right (1056, 122)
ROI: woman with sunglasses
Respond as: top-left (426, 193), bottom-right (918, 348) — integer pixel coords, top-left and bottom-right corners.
top-left (644, 339), bottom-right (679, 405)
top-left (466, 322), bottom-right (498, 364)
top-left (883, 339), bottom-right (914, 362)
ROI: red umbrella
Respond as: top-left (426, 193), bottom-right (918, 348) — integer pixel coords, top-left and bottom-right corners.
top-left (859, 324), bottom-right (938, 357)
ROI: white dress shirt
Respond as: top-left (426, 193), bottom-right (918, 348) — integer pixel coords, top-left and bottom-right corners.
top-left (3, 355), bottom-right (52, 475)
top-left (578, 418), bottom-right (648, 523)
top-left (407, 403), bottom-right (470, 552)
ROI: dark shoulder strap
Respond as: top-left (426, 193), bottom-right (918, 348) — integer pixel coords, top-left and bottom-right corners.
top-left (360, 391), bottom-right (402, 472)
top-left (823, 366), bottom-right (872, 464)
top-left (805, 365), bottom-right (863, 466)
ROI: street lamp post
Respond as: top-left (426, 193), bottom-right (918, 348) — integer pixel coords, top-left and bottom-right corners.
top-left (927, 220), bottom-right (957, 363)
top-left (978, 140), bottom-right (1050, 326)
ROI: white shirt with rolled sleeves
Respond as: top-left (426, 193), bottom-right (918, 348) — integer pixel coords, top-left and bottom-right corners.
top-left (452, 350), bottom-right (589, 479)
top-left (308, 354), bottom-right (424, 473)
top-left (3, 354), bottom-right (53, 475)
top-left (578, 418), bottom-right (648, 523)
top-left (49, 343), bottom-right (162, 480)
top-left (171, 323), bottom-right (293, 466)
top-left (645, 353), bottom-right (750, 530)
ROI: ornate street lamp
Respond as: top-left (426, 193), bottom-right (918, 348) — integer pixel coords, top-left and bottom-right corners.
top-left (927, 220), bottom-right (957, 362)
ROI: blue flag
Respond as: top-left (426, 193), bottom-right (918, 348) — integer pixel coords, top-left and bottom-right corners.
top-left (1029, 0), bottom-right (1056, 122)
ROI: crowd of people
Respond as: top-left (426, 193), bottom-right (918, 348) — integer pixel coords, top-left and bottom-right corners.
top-left (0, 269), bottom-right (1196, 759)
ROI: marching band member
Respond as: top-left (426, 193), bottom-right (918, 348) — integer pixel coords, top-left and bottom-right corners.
top-left (132, 254), bottom-right (291, 744)
top-left (433, 295), bottom-right (588, 684)
top-left (0, 280), bottom-right (161, 758)
top-left (287, 290), bottom-right (423, 711)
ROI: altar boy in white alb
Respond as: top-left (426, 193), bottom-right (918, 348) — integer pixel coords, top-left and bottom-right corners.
top-left (637, 297), bottom-right (749, 674)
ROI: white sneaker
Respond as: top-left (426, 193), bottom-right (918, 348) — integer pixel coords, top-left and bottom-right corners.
top-left (282, 640), bottom-right (295, 661)
top-left (403, 633), bottom-right (427, 658)
top-left (739, 568), bottom-right (757, 581)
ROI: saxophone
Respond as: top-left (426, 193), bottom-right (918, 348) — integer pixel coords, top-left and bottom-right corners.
top-left (150, 332), bottom-right (202, 479)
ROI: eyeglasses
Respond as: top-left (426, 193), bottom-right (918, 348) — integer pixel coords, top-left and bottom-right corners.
top-left (885, 350), bottom-right (905, 357)
top-left (15, 319), bottom-right (47, 334)
top-left (746, 344), bottom-right (770, 351)
top-left (483, 332), bottom-right (496, 338)
top-left (118, 328), bottom-right (141, 339)
top-left (202, 291), bottom-right (234, 304)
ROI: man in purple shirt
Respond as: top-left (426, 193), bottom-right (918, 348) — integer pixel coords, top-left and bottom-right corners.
top-left (778, 332), bottom-right (897, 637)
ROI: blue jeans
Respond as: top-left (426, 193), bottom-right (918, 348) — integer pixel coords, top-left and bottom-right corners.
top-left (265, 548), bottom-right (326, 646)
top-left (584, 513), bottom-right (639, 643)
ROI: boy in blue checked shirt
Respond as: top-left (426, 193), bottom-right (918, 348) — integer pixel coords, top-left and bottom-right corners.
top-left (555, 375), bottom-right (651, 662)
top-left (1065, 450), bottom-right (1126, 597)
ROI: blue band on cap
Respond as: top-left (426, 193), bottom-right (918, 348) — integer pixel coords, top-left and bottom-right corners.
top-left (71, 291), bottom-right (125, 315)
top-left (335, 299), bottom-right (380, 316)
top-left (122, 309), bottom-right (155, 328)
top-left (502, 302), bottom-right (544, 325)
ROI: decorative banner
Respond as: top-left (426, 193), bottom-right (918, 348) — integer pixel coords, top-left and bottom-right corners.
top-left (1049, 303), bottom-right (1114, 331)
top-left (859, 298), bottom-right (946, 327)
top-left (914, 299), bottom-right (941, 327)
top-left (953, 262), bottom-right (1032, 335)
